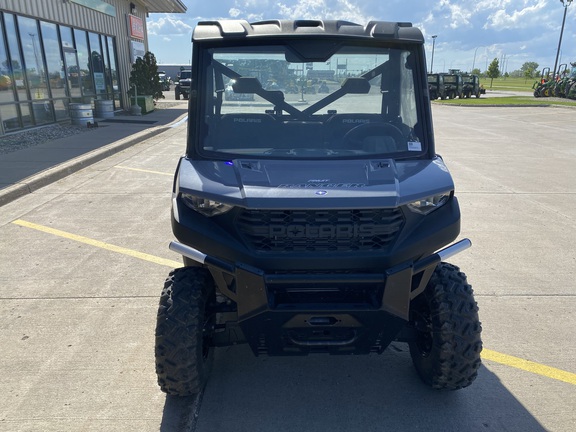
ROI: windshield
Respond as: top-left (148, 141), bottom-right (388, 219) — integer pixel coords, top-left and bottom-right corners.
top-left (198, 42), bottom-right (425, 159)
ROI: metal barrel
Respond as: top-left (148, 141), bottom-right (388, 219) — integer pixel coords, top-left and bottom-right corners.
top-left (94, 99), bottom-right (114, 118)
top-left (69, 103), bottom-right (93, 126)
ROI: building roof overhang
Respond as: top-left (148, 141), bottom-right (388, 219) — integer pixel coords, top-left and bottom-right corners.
top-left (139, 0), bottom-right (186, 13)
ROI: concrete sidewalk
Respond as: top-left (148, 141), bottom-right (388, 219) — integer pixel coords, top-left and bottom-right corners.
top-left (0, 103), bottom-right (188, 207)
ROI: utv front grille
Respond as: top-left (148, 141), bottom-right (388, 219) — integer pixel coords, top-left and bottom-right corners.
top-left (235, 209), bottom-right (404, 252)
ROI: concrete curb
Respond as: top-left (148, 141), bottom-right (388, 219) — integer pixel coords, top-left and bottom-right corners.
top-left (0, 113), bottom-right (187, 208)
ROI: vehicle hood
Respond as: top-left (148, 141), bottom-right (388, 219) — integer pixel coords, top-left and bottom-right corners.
top-left (176, 157), bottom-right (454, 209)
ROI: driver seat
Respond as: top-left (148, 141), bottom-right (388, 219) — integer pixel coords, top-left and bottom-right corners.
top-left (324, 114), bottom-right (384, 149)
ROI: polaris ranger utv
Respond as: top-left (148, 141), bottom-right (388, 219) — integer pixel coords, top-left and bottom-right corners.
top-left (155, 19), bottom-right (482, 397)
top-left (427, 73), bottom-right (447, 100)
top-left (174, 68), bottom-right (191, 100)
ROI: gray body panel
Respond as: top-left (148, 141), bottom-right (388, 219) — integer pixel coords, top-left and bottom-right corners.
top-left (176, 156), bottom-right (454, 209)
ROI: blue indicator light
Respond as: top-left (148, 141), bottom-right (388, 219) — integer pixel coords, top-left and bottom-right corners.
top-left (225, 161), bottom-right (234, 166)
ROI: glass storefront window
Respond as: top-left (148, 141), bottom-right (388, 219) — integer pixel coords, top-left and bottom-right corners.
top-left (0, 104), bottom-right (20, 132)
top-left (18, 16), bottom-right (49, 102)
top-left (74, 29), bottom-right (94, 96)
top-left (0, 11), bottom-right (122, 133)
top-left (0, 18), bottom-right (16, 105)
top-left (40, 22), bottom-right (66, 100)
top-left (88, 32), bottom-right (106, 97)
top-left (106, 36), bottom-right (120, 107)
top-left (19, 102), bottom-right (32, 128)
top-left (31, 100), bottom-right (53, 125)
top-left (102, 36), bottom-right (112, 94)
top-left (3, 14), bottom-right (28, 103)
top-left (60, 25), bottom-right (81, 98)
top-left (53, 99), bottom-right (68, 121)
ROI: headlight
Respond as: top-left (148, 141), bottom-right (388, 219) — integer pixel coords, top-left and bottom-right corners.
top-left (181, 193), bottom-right (233, 217)
top-left (407, 192), bottom-right (451, 215)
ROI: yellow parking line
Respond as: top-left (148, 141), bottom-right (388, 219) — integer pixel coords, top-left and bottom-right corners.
top-left (12, 219), bottom-right (181, 268)
top-left (482, 349), bottom-right (576, 386)
top-left (114, 166), bottom-right (173, 176)
top-left (10, 219), bottom-right (576, 386)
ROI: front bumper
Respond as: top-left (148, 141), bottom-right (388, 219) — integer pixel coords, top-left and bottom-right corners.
top-left (169, 239), bottom-right (471, 355)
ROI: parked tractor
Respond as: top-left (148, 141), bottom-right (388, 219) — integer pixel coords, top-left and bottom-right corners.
top-left (533, 67), bottom-right (552, 97)
top-left (557, 64), bottom-right (576, 99)
top-left (533, 63), bottom-right (576, 99)
top-left (552, 64), bottom-right (569, 97)
top-left (565, 65), bottom-right (576, 100)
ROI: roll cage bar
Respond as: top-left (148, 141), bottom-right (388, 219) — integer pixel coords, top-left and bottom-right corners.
top-left (210, 57), bottom-right (402, 120)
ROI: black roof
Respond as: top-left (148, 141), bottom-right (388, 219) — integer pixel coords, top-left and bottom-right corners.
top-left (192, 20), bottom-right (423, 44)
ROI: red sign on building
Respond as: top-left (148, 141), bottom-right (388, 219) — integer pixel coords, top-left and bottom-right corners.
top-left (129, 14), bottom-right (144, 39)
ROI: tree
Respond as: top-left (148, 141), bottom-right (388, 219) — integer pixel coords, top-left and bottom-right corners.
top-left (128, 51), bottom-right (164, 100)
top-left (471, 68), bottom-right (481, 76)
top-left (520, 61), bottom-right (539, 82)
top-left (521, 62), bottom-right (538, 77)
top-left (486, 58), bottom-right (500, 88)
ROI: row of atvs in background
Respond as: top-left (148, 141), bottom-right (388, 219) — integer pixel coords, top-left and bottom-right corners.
top-left (533, 63), bottom-right (576, 99)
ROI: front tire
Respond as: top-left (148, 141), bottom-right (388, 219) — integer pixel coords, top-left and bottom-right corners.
top-left (155, 267), bottom-right (216, 396)
top-left (408, 263), bottom-right (482, 390)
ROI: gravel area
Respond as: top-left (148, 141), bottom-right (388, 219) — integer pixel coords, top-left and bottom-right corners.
top-left (0, 100), bottom-right (183, 156)
top-left (0, 123), bottom-right (97, 155)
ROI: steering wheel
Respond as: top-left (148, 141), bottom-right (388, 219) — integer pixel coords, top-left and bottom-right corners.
top-left (343, 122), bottom-right (405, 149)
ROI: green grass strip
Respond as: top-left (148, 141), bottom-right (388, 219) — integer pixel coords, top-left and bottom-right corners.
top-left (434, 96), bottom-right (576, 107)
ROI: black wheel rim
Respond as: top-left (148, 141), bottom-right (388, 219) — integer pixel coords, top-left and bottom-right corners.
top-left (412, 304), bottom-right (433, 357)
top-left (201, 307), bottom-right (215, 360)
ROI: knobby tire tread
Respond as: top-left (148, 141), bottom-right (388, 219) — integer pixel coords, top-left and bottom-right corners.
top-left (409, 262), bottom-right (483, 390)
top-left (155, 267), bottom-right (215, 396)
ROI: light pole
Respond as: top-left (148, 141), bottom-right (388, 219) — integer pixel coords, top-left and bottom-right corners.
top-left (553, 0), bottom-right (573, 79)
top-left (472, 46), bottom-right (480, 72)
top-left (430, 35), bottom-right (437, 73)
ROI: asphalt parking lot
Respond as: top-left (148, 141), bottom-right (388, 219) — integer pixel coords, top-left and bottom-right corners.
top-left (0, 104), bottom-right (575, 431)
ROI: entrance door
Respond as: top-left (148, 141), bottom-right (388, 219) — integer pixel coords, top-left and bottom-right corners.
top-left (63, 49), bottom-right (81, 98)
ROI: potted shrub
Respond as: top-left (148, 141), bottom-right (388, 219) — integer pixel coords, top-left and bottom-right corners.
top-left (128, 51), bottom-right (164, 114)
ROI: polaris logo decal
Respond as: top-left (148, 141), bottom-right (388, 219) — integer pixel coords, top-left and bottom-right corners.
top-left (269, 224), bottom-right (377, 238)
top-left (233, 118), bottom-right (262, 123)
top-left (342, 119), bottom-right (370, 124)
top-left (278, 183), bottom-right (366, 188)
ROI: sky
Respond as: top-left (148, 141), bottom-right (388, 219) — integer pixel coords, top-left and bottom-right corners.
top-left (146, 0), bottom-right (576, 74)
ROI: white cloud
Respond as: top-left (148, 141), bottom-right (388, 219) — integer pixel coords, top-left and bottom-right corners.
top-left (147, 16), bottom-right (193, 36)
top-left (276, 0), bottom-right (371, 22)
top-left (483, 0), bottom-right (547, 30)
top-left (437, 0), bottom-right (473, 29)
